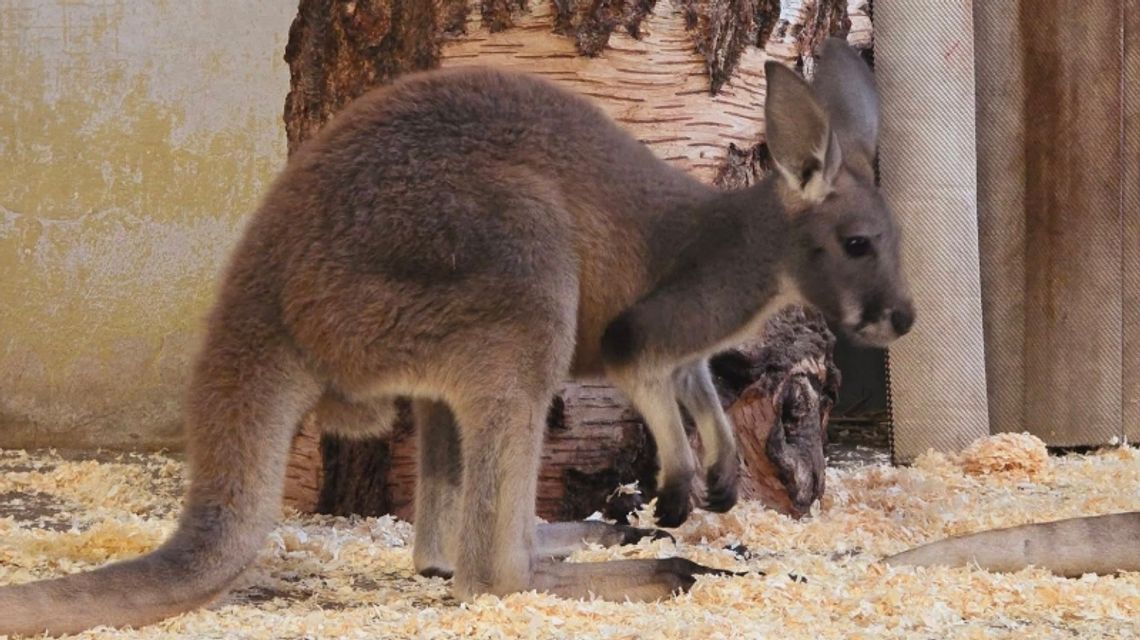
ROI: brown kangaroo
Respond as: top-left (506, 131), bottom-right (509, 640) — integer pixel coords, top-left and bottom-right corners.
top-left (0, 39), bottom-right (914, 635)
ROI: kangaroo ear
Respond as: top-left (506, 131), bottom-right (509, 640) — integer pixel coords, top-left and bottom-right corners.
top-left (812, 38), bottom-right (879, 179)
top-left (764, 60), bottom-right (841, 203)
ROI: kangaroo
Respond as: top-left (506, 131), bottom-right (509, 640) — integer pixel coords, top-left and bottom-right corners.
top-left (886, 511), bottom-right (1140, 576)
top-left (0, 39), bottom-right (913, 636)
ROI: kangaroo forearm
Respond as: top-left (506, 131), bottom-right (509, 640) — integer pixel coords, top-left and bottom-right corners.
top-left (673, 361), bottom-right (736, 467)
top-left (673, 361), bottom-right (740, 513)
top-left (601, 290), bottom-right (748, 371)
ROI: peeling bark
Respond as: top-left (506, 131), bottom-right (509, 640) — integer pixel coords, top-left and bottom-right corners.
top-left (440, 3), bottom-right (771, 183)
top-left (763, 0), bottom-right (852, 73)
top-left (680, 0), bottom-right (772, 94)
top-left (283, 0), bottom-right (449, 154)
top-left (440, 0), bottom-right (472, 36)
top-left (552, 0), bottom-right (659, 56)
top-left (753, 0), bottom-right (782, 46)
top-left (481, 0), bottom-right (529, 32)
top-left (281, 414), bottom-right (323, 512)
top-left (799, 0), bottom-right (849, 77)
top-left (713, 141), bottom-right (774, 189)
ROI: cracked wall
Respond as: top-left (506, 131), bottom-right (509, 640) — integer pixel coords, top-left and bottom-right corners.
top-left (0, 1), bottom-right (296, 449)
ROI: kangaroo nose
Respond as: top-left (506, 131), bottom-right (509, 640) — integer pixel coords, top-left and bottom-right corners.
top-left (890, 307), bottom-right (915, 336)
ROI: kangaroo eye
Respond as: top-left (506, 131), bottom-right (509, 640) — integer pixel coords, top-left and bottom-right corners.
top-left (843, 236), bottom-right (872, 258)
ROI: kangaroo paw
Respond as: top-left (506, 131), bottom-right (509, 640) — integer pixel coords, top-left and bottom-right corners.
top-left (704, 462), bottom-right (739, 513)
top-left (417, 567), bottom-right (454, 579)
top-left (654, 479), bottom-right (694, 528)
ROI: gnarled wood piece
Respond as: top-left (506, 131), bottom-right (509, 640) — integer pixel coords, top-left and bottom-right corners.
top-left (708, 305), bottom-right (839, 517)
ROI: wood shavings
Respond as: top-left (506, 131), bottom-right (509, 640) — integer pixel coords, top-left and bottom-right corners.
top-left (957, 432), bottom-right (1049, 478)
top-left (1, 439), bottom-right (1137, 639)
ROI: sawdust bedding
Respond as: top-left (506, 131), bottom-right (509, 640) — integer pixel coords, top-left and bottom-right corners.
top-left (1, 434), bottom-right (1137, 639)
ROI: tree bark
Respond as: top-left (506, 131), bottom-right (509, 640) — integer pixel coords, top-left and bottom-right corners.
top-left (280, 0), bottom-right (864, 521)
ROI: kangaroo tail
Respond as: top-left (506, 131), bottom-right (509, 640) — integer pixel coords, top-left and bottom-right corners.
top-left (885, 512), bottom-right (1140, 577)
top-left (0, 306), bottom-right (321, 636)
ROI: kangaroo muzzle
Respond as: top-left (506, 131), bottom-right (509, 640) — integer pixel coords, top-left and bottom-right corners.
top-left (849, 298), bottom-right (915, 347)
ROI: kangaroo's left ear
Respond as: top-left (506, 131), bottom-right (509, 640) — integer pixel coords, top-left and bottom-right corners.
top-left (812, 38), bottom-right (880, 181)
top-left (764, 60), bottom-right (842, 204)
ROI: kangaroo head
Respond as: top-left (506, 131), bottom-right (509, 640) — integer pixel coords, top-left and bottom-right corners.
top-left (763, 38), bottom-right (914, 347)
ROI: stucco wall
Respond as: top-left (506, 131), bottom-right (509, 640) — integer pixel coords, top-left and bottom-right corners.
top-left (0, 1), bottom-right (296, 450)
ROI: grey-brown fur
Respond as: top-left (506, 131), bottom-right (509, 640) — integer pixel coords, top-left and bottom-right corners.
top-left (0, 39), bottom-right (912, 636)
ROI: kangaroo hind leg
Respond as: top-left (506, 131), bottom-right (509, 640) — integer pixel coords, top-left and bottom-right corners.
top-left (447, 388), bottom-right (543, 597)
top-left (448, 377), bottom-right (725, 602)
top-left (413, 397), bottom-right (671, 578)
top-left (413, 399), bottom-right (464, 578)
top-left (413, 399), bottom-right (670, 578)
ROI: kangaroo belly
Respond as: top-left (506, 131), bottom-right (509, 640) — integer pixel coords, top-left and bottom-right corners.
top-left (312, 390), bottom-right (399, 439)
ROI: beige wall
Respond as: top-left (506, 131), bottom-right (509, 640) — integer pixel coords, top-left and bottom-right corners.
top-left (0, 1), bottom-right (297, 449)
